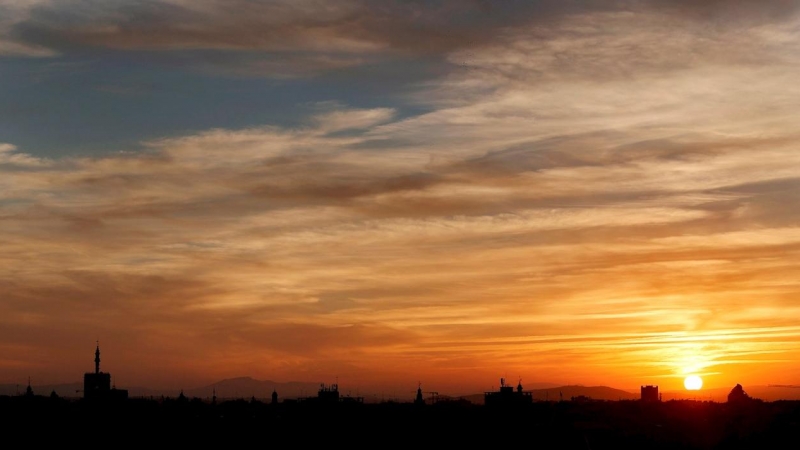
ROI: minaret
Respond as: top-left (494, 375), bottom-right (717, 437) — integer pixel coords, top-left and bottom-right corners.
top-left (25, 377), bottom-right (34, 397)
top-left (94, 342), bottom-right (101, 374)
top-left (271, 389), bottom-right (278, 405)
top-left (415, 382), bottom-right (424, 405)
top-left (83, 342), bottom-right (117, 400)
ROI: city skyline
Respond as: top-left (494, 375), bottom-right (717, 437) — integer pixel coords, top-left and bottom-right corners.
top-left (3, 1), bottom-right (800, 395)
top-left (6, 342), bottom-right (800, 403)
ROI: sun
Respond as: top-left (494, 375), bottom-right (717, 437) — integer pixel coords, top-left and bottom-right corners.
top-left (684, 375), bottom-right (703, 390)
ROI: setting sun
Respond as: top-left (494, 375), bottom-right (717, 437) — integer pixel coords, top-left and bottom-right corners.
top-left (684, 375), bottom-right (703, 391)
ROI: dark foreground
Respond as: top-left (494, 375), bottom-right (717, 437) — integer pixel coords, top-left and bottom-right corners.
top-left (3, 395), bottom-right (799, 449)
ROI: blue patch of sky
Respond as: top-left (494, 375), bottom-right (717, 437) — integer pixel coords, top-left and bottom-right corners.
top-left (0, 50), bottom-right (446, 158)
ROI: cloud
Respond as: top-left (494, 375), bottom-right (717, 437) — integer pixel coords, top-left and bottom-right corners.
top-left (3, 4), bottom-right (800, 391)
top-left (6, 0), bottom-right (517, 53)
top-left (0, 0), bottom-right (58, 56)
top-left (0, 39), bottom-right (57, 56)
top-left (5, 0), bottom-right (799, 78)
top-left (0, 143), bottom-right (48, 167)
top-left (312, 107), bottom-right (395, 133)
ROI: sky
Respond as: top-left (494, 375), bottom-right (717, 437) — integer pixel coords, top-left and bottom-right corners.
top-left (2, 0), bottom-right (800, 397)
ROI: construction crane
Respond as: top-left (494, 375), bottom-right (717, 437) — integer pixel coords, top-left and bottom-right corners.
top-left (424, 391), bottom-right (439, 404)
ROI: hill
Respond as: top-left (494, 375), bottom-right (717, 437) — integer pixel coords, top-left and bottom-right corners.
top-left (534, 385), bottom-right (638, 402)
top-left (460, 385), bottom-right (638, 404)
top-left (183, 377), bottom-right (321, 400)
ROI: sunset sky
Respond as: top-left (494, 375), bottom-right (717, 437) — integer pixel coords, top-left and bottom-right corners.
top-left (2, 0), bottom-right (800, 397)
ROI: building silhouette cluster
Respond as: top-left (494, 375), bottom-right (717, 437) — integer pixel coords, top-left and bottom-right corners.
top-left (484, 377), bottom-right (532, 407)
top-left (83, 343), bottom-right (128, 402)
top-left (298, 382), bottom-right (364, 405)
top-left (641, 384), bottom-right (660, 402)
top-left (5, 344), bottom-right (800, 448)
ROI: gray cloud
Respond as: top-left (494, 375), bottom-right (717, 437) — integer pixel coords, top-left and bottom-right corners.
top-left (6, 0), bottom-right (796, 75)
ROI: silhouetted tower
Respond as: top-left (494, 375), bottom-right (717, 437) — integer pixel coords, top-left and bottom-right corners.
top-left (517, 378), bottom-right (524, 393)
top-left (25, 377), bottom-right (34, 397)
top-left (94, 343), bottom-right (101, 374)
top-left (84, 342), bottom-right (111, 400)
top-left (212, 387), bottom-right (217, 406)
top-left (271, 389), bottom-right (278, 405)
top-left (83, 342), bottom-right (127, 401)
top-left (415, 383), bottom-right (425, 406)
top-left (641, 385), bottom-right (659, 402)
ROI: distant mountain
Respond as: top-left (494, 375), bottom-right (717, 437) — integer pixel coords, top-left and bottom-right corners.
top-left (182, 377), bottom-right (322, 400)
top-left (534, 385), bottom-right (639, 402)
top-left (460, 385), bottom-right (638, 405)
top-left (0, 382), bottom-right (83, 398)
top-left (522, 382), bottom-right (562, 390)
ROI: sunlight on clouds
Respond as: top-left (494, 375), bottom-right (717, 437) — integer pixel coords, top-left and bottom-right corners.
top-left (653, 228), bottom-right (800, 249)
top-left (0, 143), bottom-right (47, 167)
top-left (2, 5), bottom-right (800, 391)
top-left (313, 107), bottom-right (396, 133)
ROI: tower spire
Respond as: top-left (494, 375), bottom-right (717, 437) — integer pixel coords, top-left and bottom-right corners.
top-left (94, 341), bottom-right (101, 374)
top-left (25, 376), bottom-right (34, 397)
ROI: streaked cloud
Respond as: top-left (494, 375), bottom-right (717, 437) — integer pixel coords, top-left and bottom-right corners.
top-left (2, 2), bottom-right (800, 394)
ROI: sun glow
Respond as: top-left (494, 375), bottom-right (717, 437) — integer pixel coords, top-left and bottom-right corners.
top-left (684, 375), bottom-right (703, 390)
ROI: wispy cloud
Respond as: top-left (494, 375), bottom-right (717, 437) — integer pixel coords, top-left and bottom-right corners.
top-left (2, 3), bottom-right (800, 393)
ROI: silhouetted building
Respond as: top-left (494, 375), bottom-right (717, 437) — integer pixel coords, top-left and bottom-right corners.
top-left (300, 382), bottom-right (363, 404)
top-left (727, 384), bottom-right (753, 403)
top-left (271, 389), bottom-right (278, 405)
top-left (415, 384), bottom-right (425, 406)
top-left (484, 378), bottom-right (532, 406)
top-left (641, 385), bottom-right (659, 402)
top-left (83, 343), bottom-right (128, 401)
top-left (317, 383), bottom-right (340, 403)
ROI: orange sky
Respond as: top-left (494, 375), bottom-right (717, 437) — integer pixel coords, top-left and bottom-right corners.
top-left (2, 1), bottom-right (800, 397)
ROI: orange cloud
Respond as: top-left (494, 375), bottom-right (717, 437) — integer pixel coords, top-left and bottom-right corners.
top-left (3, 7), bottom-right (800, 395)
